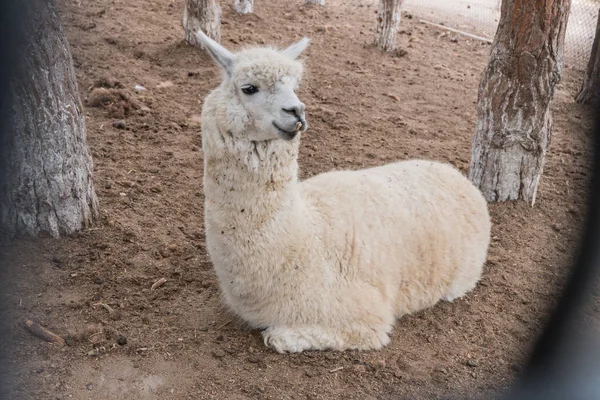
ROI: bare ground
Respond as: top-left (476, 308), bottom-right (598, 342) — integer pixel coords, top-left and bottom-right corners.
top-left (0, 0), bottom-right (596, 399)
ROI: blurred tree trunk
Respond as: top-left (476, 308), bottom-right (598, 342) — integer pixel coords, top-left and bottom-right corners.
top-left (374, 0), bottom-right (403, 51)
top-left (234, 0), bottom-right (253, 14)
top-left (468, 0), bottom-right (571, 206)
top-left (183, 0), bottom-right (221, 46)
top-left (575, 8), bottom-right (600, 104)
top-left (0, 0), bottom-right (98, 238)
top-left (305, 0), bottom-right (325, 5)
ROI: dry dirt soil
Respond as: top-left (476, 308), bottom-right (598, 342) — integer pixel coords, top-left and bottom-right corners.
top-left (1, 0), bottom-right (597, 399)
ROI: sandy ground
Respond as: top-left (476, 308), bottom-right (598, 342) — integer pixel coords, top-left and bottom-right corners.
top-left (401, 0), bottom-right (599, 70)
top-left (0, 0), bottom-right (596, 399)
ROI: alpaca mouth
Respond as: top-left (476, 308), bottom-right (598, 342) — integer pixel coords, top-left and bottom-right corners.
top-left (272, 121), bottom-right (305, 141)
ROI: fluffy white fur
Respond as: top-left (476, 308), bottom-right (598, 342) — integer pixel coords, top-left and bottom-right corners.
top-left (196, 31), bottom-right (491, 353)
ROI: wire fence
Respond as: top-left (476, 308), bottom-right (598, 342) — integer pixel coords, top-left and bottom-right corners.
top-left (402, 0), bottom-right (599, 71)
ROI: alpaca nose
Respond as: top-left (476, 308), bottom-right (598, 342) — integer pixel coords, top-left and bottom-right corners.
top-left (282, 103), bottom-right (305, 120)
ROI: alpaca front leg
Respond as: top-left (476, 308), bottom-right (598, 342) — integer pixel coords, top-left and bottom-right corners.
top-left (262, 325), bottom-right (343, 353)
top-left (261, 325), bottom-right (390, 353)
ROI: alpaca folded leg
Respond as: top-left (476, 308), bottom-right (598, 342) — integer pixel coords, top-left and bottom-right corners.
top-left (262, 326), bottom-right (325, 353)
top-left (262, 325), bottom-right (390, 353)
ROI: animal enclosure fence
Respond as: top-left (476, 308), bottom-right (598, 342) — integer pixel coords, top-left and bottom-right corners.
top-left (401, 0), bottom-right (599, 71)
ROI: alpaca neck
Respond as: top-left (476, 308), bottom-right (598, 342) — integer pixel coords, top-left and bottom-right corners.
top-left (203, 131), bottom-right (301, 220)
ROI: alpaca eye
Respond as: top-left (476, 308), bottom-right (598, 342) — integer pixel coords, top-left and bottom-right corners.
top-left (241, 85), bottom-right (258, 95)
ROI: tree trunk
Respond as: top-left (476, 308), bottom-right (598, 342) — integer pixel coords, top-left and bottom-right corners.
top-left (374, 0), bottom-right (403, 51)
top-left (0, 0), bottom-right (98, 238)
top-left (183, 0), bottom-right (221, 46)
top-left (305, 0), bottom-right (325, 5)
top-left (234, 0), bottom-right (253, 14)
top-left (575, 8), bottom-right (600, 104)
top-left (468, 0), bottom-right (571, 206)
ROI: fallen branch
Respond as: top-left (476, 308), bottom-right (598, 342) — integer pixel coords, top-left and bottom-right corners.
top-left (151, 277), bottom-right (167, 291)
top-left (419, 19), bottom-right (493, 43)
top-left (25, 320), bottom-right (66, 346)
top-left (217, 319), bottom-right (234, 330)
top-left (93, 302), bottom-right (115, 315)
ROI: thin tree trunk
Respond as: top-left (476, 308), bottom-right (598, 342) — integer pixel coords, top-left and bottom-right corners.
top-left (305, 0), bottom-right (325, 5)
top-left (374, 0), bottom-right (403, 52)
top-left (183, 0), bottom-right (221, 46)
top-left (575, 8), bottom-right (600, 104)
top-left (235, 0), bottom-right (253, 14)
top-left (0, 0), bottom-right (98, 238)
top-left (468, 0), bottom-right (571, 206)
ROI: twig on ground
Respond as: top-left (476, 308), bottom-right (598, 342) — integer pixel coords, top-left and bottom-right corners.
top-left (151, 277), bottom-right (167, 291)
top-left (25, 320), bottom-right (66, 346)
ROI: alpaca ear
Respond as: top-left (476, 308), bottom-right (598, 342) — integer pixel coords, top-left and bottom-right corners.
top-left (195, 30), bottom-right (234, 76)
top-left (281, 37), bottom-right (310, 59)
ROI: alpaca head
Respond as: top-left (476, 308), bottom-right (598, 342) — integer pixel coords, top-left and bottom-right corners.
top-left (196, 30), bottom-right (310, 142)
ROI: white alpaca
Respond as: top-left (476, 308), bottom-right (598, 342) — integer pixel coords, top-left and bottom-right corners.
top-left (196, 31), bottom-right (491, 353)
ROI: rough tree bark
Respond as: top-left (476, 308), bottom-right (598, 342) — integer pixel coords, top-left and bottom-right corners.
top-left (305, 0), bottom-right (325, 5)
top-left (575, 8), bottom-right (600, 104)
top-left (468, 0), bottom-right (571, 206)
top-left (0, 0), bottom-right (98, 238)
top-left (234, 0), bottom-right (253, 14)
top-left (374, 0), bottom-right (404, 52)
top-left (183, 0), bottom-right (221, 46)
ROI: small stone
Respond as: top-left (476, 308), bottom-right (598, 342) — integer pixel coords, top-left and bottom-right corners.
top-left (466, 359), bottom-right (477, 368)
top-left (305, 369), bottom-right (318, 377)
top-left (159, 248), bottom-right (171, 258)
top-left (551, 223), bottom-right (561, 232)
top-left (353, 364), bottom-right (366, 373)
top-left (568, 207), bottom-right (579, 215)
top-left (86, 383), bottom-right (94, 390)
top-left (157, 80), bottom-right (174, 89)
top-left (213, 349), bottom-right (226, 358)
top-left (87, 349), bottom-right (99, 356)
top-left (374, 359), bottom-right (386, 369)
top-left (450, 37), bottom-right (459, 43)
top-left (167, 243), bottom-right (178, 252)
top-left (117, 335), bottom-right (127, 346)
top-left (112, 120), bottom-right (126, 129)
top-left (247, 355), bottom-right (260, 363)
top-left (487, 255), bottom-right (501, 264)
top-left (92, 276), bottom-right (104, 284)
top-left (394, 48), bottom-right (408, 57)
top-left (64, 336), bottom-right (75, 346)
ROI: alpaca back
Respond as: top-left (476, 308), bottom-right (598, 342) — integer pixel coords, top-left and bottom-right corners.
top-left (298, 159), bottom-right (491, 316)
